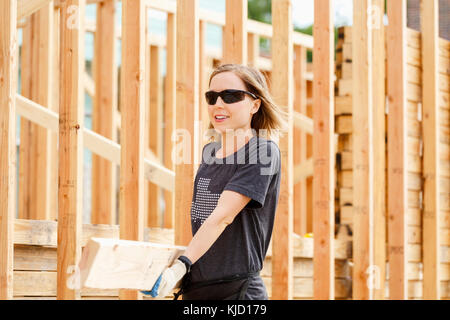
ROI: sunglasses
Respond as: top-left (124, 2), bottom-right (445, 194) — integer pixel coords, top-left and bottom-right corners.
top-left (205, 89), bottom-right (259, 105)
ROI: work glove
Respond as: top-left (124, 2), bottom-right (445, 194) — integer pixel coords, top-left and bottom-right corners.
top-left (141, 256), bottom-right (191, 298)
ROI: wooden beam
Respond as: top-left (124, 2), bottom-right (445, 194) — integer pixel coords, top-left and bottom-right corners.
top-left (78, 238), bottom-right (185, 291)
top-left (175, 0), bottom-right (199, 246)
top-left (421, 0), bottom-right (441, 300)
top-left (293, 45), bottom-right (308, 236)
top-left (17, 0), bottom-right (52, 20)
top-left (293, 111), bottom-right (314, 134)
top-left (15, 95), bottom-right (175, 191)
top-left (57, 0), bottom-right (85, 300)
top-left (92, 0), bottom-right (117, 225)
top-left (372, 0), bottom-right (386, 300)
top-left (352, 0), bottom-right (374, 300)
top-left (148, 45), bottom-right (163, 227)
top-left (247, 32), bottom-right (259, 67)
top-left (223, 0), bottom-right (247, 64)
top-left (271, 0), bottom-right (294, 300)
top-left (163, 13), bottom-right (176, 229)
top-left (294, 158), bottom-right (313, 184)
top-left (313, 0), bottom-right (335, 299)
top-left (387, 0), bottom-right (408, 300)
top-left (0, 0), bottom-right (18, 300)
top-left (120, 0), bottom-right (146, 300)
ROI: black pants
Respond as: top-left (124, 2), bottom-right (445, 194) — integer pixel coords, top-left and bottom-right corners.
top-left (174, 272), bottom-right (258, 300)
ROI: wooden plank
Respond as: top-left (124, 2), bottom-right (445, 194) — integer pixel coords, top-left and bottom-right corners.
top-left (119, 0), bottom-right (146, 300)
top-left (293, 111), bottom-right (314, 134)
top-left (421, 0), bottom-right (441, 300)
top-left (163, 13), bottom-right (176, 229)
top-left (372, 0), bottom-right (387, 301)
top-left (386, 0), bottom-right (408, 299)
top-left (57, 0), bottom-right (85, 300)
top-left (294, 45), bottom-right (308, 236)
top-left (313, 0), bottom-right (335, 300)
top-left (223, 0), bottom-right (247, 64)
top-left (92, 0), bottom-right (117, 225)
top-left (17, 0), bottom-right (52, 20)
top-left (175, 0), bottom-right (198, 246)
top-left (78, 238), bottom-right (185, 290)
top-left (271, 0), bottom-right (294, 300)
top-left (148, 45), bottom-right (163, 228)
top-left (247, 33), bottom-right (259, 67)
top-left (15, 94), bottom-right (175, 191)
top-left (352, 0), bottom-right (374, 299)
top-left (0, 0), bottom-right (18, 300)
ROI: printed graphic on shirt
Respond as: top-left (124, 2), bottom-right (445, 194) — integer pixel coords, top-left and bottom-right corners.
top-left (191, 177), bottom-right (220, 225)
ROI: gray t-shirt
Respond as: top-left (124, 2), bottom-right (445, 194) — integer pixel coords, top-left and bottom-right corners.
top-left (188, 135), bottom-right (281, 299)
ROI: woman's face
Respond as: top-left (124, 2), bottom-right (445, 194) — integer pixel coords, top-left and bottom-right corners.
top-left (207, 71), bottom-right (260, 136)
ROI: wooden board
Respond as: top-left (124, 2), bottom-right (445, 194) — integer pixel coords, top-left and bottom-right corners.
top-left (78, 238), bottom-right (185, 290)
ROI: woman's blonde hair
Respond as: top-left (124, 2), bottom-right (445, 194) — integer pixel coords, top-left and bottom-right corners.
top-left (205, 63), bottom-right (289, 143)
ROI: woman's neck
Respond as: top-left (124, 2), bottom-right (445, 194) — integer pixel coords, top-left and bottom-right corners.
top-left (217, 129), bottom-right (255, 158)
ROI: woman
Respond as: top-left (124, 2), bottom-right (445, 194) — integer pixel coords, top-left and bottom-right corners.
top-left (148, 63), bottom-right (288, 300)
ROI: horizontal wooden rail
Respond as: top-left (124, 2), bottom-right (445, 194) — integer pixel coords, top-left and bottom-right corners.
top-left (294, 158), bottom-right (313, 184)
top-left (17, 0), bottom-right (52, 21)
top-left (293, 111), bottom-right (314, 134)
top-left (145, 0), bottom-right (313, 49)
top-left (15, 94), bottom-right (175, 191)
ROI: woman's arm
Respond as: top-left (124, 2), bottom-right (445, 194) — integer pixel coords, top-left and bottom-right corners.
top-left (182, 190), bottom-right (251, 264)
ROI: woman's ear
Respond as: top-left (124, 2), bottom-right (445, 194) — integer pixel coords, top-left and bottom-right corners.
top-left (251, 99), bottom-right (261, 114)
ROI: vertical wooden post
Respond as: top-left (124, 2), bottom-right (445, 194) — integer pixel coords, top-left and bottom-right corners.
top-left (57, 0), bottom-right (85, 300)
top-left (294, 45), bottom-right (308, 236)
top-left (386, 0), bottom-right (408, 300)
top-left (163, 13), bottom-right (176, 229)
top-left (352, 0), bottom-right (374, 300)
top-left (92, 0), bottom-right (117, 225)
top-left (0, 0), bottom-right (17, 300)
top-left (247, 33), bottom-right (259, 67)
top-left (372, 0), bottom-right (386, 300)
top-left (175, 0), bottom-right (199, 246)
top-left (271, 0), bottom-right (294, 300)
top-left (198, 19), bottom-right (209, 165)
top-left (119, 0), bottom-right (146, 300)
top-left (148, 45), bottom-right (163, 227)
top-left (421, 0), bottom-right (441, 300)
top-left (120, 0), bottom-right (146, 235)
top-left (313, 0), bottom-right (335, 300)
top-left (223, 0), bottom-right (247, 64)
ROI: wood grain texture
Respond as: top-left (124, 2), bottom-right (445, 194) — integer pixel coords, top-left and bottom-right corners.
top-left (313, 0), bottom-right (335, 300)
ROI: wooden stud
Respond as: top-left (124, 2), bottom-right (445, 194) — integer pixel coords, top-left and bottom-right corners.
top-left (119, 0), bottom-right (146, 300)
top-left (313, 0), bottom-right (335, 299)
top-left (0, 0), bottom-right (18, 300)
top-left (163, 13), bottom-right (176, 229)
top-left (271, 0), bottom-right (294, 300)
top-left (352, 0), bottom-right (374, 300)
top-left (247, 33), bottom-right (259, 68)
top-left (223, 0), bottom-right (247, 64)
top-left (175, 0), bottom-right (199, 246)
top-left (421, 0), bottom-right (441, 300)
top-left (294, 45), bottom-right (308, 236)
top-left (57, 0), bottom-right (85, 300)
top-left (92, 0), bottom-right (117, 225)
top-left (387, 0), bottom-right (408, 300)
top-left (148, 45), bottom-right (163, 228)
top-left (372, 0), bottom-right (386, 300)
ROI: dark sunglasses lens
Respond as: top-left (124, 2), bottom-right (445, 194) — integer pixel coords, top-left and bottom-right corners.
top-left (205, 91), bottom-right (218, 105)
top-left (222, 90), bottom-right (245, 104)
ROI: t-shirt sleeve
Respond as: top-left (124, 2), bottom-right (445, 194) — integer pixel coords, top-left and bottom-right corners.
top-left (223, 141), bottom-right (281, 209)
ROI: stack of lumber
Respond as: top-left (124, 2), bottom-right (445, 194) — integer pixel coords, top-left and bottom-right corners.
top-left (12, 219), bottom-right (353, 300)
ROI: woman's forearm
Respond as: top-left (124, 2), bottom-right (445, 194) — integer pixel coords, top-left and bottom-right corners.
top-left (182, 208), bottom-right (230, 264)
